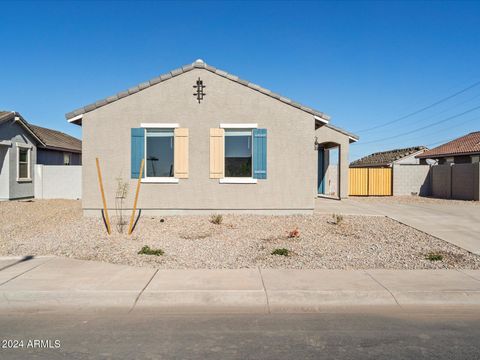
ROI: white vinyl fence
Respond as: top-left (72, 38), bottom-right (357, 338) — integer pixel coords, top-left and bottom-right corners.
top-left (34, 165), bottom-right (81, 199)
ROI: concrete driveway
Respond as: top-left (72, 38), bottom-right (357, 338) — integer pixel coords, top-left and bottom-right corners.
top-left (316, 198), bottom-right (480, 255)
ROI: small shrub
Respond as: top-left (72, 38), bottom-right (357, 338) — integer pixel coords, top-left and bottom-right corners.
top-left (271, 248), bottom-right (290, 256)
top-left (210, 214), bottom-right (223, 225)
top-left (426, 253), bottom-right (443, 261)
top-left (287, 227), bottom-right (300, 238)
top-left (331, 213), bottom-right (343, 225)
top-left (138, 245), bottom-right (164, 256)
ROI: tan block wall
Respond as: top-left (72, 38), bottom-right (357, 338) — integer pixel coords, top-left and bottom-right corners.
top-left (392, 164), bottom-right (431, 196)
top-left (451, 163), bottom-right (480, 201)
top-left (431, 163), bottom-right (480, 201)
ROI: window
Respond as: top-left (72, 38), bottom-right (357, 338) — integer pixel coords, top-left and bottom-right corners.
top-left (225, 129), bottom-right (252, 177)
top-left (64, 153), bottom-right (71, 165)
top-left (145, 129), bottom-right (174, 178)
top-left (17, 145), bottom-right (31, 181)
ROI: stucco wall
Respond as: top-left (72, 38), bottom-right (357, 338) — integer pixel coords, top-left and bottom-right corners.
top-left (0, 146), bottom-right (9, 200)
top-left (324, 163), bottom-right (338, 197)
top-left (315, 125), bottom-right (350, 198)
top-left (80, 69), bottom-right (351, 214)
top-left (393, 164), bottom-right (431, 196)
top-left (34, 165), bottom-right (82, 199)
top-left (0, 121), bottom-right (36, 200)
top-left (394, 151), bottom-right (423, 165)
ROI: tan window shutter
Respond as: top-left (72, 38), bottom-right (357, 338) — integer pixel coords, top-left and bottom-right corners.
top-left (174, 128), bottom-right (189, 179)
top-left (209, 128), bottom-right (224, 178)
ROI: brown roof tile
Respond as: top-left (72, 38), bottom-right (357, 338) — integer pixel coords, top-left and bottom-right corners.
top-left (350, 146), bottom-right (427, 167)
top-left (417, 132), bottom-right (480, 158)
top-left (28, 124), bottom-right (82, 153)
top-left (0, 111), bottom-right (81, 152)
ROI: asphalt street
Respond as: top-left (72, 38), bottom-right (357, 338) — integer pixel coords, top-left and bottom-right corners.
top-left (1, 308), bottom-right (480, 359)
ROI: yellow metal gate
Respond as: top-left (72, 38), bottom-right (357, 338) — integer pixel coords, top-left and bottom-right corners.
top-left (349, 168), bottom-right (392, 196)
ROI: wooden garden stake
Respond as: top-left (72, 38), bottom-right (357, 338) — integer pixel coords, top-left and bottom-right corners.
top-left (96, 158), bottom-right (111, 235)
top-left (128, 159), bottom-right (144, 235)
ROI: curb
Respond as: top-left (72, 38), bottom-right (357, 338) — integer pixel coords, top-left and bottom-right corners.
top-left (1, 257), bottom-right (480, 313)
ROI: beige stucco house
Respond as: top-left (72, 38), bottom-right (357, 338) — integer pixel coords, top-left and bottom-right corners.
top-left (66, 60), bottom-right (358, 215)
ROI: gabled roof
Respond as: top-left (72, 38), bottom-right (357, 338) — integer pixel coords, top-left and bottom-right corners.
top-left (350, 146), bottom-right (427, 167)
top-left (65, 59), bottom-right (331, 123)
top-left (0, 110), bottom-right (81, 153)
top-left (28, 124), bottom-right (82, 153)
top-left (416, 132), bottom-right (480, 159)
top-left (0, 111), bottom-right (46, 146)
top-left (0, 111), bottom-right (12, 120)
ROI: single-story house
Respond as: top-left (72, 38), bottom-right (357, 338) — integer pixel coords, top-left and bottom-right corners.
top-left (416, 132), bottom-right (480, 164)
top-left (350, 146), bottom-right (427, 168)
top-left (0, 111), bottom-right (82, 201)
top-left (65, 59), bottom-right (358, 215)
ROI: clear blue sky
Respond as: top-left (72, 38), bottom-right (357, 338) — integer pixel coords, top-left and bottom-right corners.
top-left (1, 0), bottom-right (479, 161)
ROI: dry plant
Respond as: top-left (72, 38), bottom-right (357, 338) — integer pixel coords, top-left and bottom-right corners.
top-left (331, 213), bottom-right (343, 225)
top-left (115, 177), bottom-right (129, 233)
top-left (210, 214), bottom-right (223, 225)
top-left (287, 227), bottom-right (300, 238)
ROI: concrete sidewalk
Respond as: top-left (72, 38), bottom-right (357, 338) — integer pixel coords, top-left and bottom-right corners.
top-left (1, 256), bottom-right (480, 313)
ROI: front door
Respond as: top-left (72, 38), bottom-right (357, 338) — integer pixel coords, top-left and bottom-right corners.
top-left (317, 149), bottom-right (325, 194)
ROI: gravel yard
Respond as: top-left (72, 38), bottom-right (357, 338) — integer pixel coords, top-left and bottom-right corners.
top-left (1, 199), bottom-right (479, 269)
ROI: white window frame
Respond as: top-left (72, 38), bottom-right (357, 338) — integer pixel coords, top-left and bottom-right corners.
top-left (220, 123), bottom-right (258, 129)
top-left (221, 125), bottom-right (258, 184)
top-left (142, 126), bottom-right (179, 184)
top-left (141, 123), bottom-right (179, 129)
top-left (16, 143), bottom-right (32, 182)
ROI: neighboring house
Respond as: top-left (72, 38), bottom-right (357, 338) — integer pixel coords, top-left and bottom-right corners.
top-left (350, 146), bottom-right (428, 168)
top-left (416, 132), bottom-right (480, 164)
top-left (0, 111), bottom-right (82, 201)
top-left (65, 59), bottom-right (358, 215)
top-left (29, 124), bottom-right (82, 166)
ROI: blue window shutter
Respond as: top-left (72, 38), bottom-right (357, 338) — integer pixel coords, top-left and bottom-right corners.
top-left (131, 128), bottom-right (144, 179)
top-left (253, 128), bottom-right (267, 179)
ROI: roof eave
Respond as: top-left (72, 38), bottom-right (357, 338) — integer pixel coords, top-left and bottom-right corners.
top-left (12, 113), bottom-right (47, 147)
top-left (67, 114), bottom-right (83, 126)
top-left (350, 163), bottom-right (391, 168)
top-left (417, 151), bottom-right (480, 159)
top-left (38, 144), bottom-right (82, 153)
top-left (65, 60), bottom-right (332, 123)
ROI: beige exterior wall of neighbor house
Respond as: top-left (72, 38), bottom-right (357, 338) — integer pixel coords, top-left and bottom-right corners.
top-left (80, 68), bottom-right (352, 215)
top-left (394, 151), bottom-right (424, 165)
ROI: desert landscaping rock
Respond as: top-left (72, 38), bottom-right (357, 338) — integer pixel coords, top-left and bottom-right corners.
top-left (1, 199), bottom-right (479, 269)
